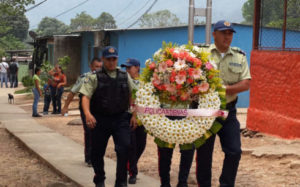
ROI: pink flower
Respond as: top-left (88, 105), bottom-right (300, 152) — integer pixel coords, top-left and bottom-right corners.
top-left (149, 62), bottom-right (156, 70)
top-left (152, 73), bottom-right (161, 85)
top-left (193, 69), bottom-right (202, 79)
top-left (175, 74), bottom-right (186, 85)
top-left (198, 82), bottom-right (209, 92)
top-left (166, 59), bottom-right (174, 67)
top-left (165, 84), bottom-right (177, 94)
top-left (176, 84), bottom-right (182, 90)
top-left (158, 62), bottom-right (167, 72)
top-left (205, 62), bottom-right (213, 70)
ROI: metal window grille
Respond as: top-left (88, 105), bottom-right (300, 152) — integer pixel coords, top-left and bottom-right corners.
top-left (254, 0), bottom-right (300, 51)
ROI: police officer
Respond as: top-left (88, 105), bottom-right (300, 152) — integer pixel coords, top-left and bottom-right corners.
top-left (79, 46), bottom-right (137, 187)
top-left (61, 57), bottom-right (102, 166)
top-left (196, 20), bottom-right (251, 187)
top-left (121, 58), bottom-right (147, 185)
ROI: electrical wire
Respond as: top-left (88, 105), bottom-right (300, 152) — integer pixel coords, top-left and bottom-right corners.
top-left (127, 0), bottom-right (158, 28)
top-left (117, 0), bottom-right (153, 27)
top-left (30, 0), bottom-right (90, 29)
top-left (54, 0), bottom-right (90, 18)
top-left (26, 0), bottom-right (47, 12)
top-left (114, 0), bottom-right (136, 18)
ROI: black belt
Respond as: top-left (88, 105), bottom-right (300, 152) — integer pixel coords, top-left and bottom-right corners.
top-left (226, 98), bottom-right (238, 109)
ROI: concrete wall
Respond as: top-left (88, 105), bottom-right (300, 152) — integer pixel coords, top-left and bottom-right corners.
top-left (247, 50), bottom-right (300, 138)
top-left (54, 36), bottom-right (82, 84)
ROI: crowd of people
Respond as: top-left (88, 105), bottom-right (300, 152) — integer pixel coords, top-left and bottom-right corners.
top-left (0, 57), bottom-right (19, 88)
top-left (29, 20), bottom-right (250, 187)
top-left (31, 64), bottom-right (67, 117)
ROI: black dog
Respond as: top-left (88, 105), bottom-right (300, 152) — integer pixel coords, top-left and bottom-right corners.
top-left (8, 93), bottom-right (14, 104)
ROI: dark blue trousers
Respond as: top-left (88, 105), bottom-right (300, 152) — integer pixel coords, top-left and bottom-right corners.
top-left (127, 113), bottom-right (147, 177)
top-left (91, 112), bottom-right (131, 185)
top-left (79, 95), bottom-right (92, 163)
top-left (50, 86), bottom-right (64, 113)
top-left (196, 100), bottom-right (241, 187)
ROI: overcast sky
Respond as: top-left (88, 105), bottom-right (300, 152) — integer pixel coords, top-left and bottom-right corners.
top-left (25, 0), bottom-right (248, 29)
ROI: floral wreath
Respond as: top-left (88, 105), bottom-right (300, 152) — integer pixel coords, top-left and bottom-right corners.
top-left (134, 42), bottom-right (227, 149)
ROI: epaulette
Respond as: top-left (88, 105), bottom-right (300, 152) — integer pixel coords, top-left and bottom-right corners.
top-left (197, 43), bottom-right (210, 48)
top-left (231, 47), bottom-right (246, 56)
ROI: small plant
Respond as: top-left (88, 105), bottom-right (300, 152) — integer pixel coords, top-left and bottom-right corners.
top-left (58, 56), bottom-right (70, 72)
top-left (21, 75), bottom-right (34, 87)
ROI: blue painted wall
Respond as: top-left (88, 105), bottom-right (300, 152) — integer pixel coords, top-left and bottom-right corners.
top-left (79, 25), bottom-right (299, 107)
top-left (110, 25), bottom-right (253, 107)
top-left (80, 32), bottom-right (94, 74)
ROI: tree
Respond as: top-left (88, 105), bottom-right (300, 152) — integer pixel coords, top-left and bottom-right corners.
top-left (37, 17), bottom-right (70, 36)
top-left (70, 11), bottom-right (94, 31)
top-left (0, 0), bottom-right (35, 56)
top-left (242, 0), bottom-right (300, 30)
top-left (94, 12), bottom-right (117, 29)
top-left (0, 13), bottom-right (29, 41)
top-left (139, 10), bottom-right (182, 28)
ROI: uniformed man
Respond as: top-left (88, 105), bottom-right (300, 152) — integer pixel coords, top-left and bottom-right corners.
top-left (121, 58), bottom-right (147, 185)
top-left (196, 20), bottom-right (251, 187)
top-left (61, 57), bottom-right (102, 166)
top-left (79, 46), bottom-right (137, 187)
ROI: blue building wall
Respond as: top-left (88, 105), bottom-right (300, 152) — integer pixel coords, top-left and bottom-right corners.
top-left (80, 32), bottom-right (94, 74)
top-left (109, 25), bottom-right (253, 107)
top-left (79, 25), bottom-right (299, 107)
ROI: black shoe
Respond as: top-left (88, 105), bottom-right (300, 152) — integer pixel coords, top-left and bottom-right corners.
top-left (161, 184), bottom-right (171, 187)
top-left (51, 111), bottom-right (57, 114)
top-left (128, 175), bottom-right (136, 184)
top-left (115, 182), bottom-right (127, 187)
top-left (177, 183), bottom-right (188, 187)
top-left (32, 114), bottom-right (42, 117)
top-left (96, 181), bottom-right (105, 187)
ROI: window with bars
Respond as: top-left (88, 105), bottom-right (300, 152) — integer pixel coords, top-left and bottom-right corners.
top-left (253, 0), bottom-right (300, 51)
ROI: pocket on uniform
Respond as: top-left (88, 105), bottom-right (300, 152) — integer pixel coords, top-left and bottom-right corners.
top-left (227, 65), bottom-right (242, 84)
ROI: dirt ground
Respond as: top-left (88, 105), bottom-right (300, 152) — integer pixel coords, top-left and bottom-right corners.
top-left (0, 124), bottom-right (77, 187)
top-left (14, 92), bottom-right (300, 187)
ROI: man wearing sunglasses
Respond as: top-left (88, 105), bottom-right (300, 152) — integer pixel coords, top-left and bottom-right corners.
top-left (79, 46), bottom-right (137, 187)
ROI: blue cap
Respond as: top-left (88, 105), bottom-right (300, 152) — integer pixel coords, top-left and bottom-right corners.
top-left (213, 20), bottom-right (236, 33)
top-left (102, 46), bottom-right (118, 58)
top-left (121, 58), bottom-right (140, 68)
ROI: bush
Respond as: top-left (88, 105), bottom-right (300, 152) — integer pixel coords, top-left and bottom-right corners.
top-left (22, 75), bottom-right (34, 87)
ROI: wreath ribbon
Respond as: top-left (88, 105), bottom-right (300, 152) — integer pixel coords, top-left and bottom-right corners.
top-left (135, 105), bottom-right (228, 118)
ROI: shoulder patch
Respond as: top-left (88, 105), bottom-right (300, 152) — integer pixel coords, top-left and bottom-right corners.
top-left (231, 47), bottom-right (246, 56)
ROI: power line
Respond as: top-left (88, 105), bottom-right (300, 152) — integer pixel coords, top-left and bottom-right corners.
top-left (54, 0), bottom-right (90, 18)
top-left (127, 0), bottom-right (158, 28)
top-left (118, 0), bottom-right (153, 27)
top-left (26, 0), bottom-right (47, 12)
top-left (30, 0), bottom-right (90, 29)
top-left (114, 0), bottom-right (136, 18)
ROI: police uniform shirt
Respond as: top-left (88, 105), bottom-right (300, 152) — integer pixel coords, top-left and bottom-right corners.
top-left (79, 67), bottom-right (135, 98)
top-left (70, 72), bottom-right (93, 94)
top-left (200, 44), bottom-right (251, 103)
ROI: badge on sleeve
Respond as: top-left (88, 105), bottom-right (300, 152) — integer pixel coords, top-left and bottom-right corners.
top-left (84, 76), bottom-right (90, 83)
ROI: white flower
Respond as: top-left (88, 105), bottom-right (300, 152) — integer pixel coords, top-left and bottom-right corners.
top-left (210, 60), bottom-right (217, 69)
top-left (193, 46), bottom-right (200, 52)
top-left (174, 59), bottom-right (187, 70)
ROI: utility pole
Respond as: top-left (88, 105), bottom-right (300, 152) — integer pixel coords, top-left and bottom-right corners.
top-left (188, 0), bottom-right (212, 44)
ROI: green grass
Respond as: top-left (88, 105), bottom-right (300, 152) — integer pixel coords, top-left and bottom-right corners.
top-left (14, 87), bottom-right (32, 94)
